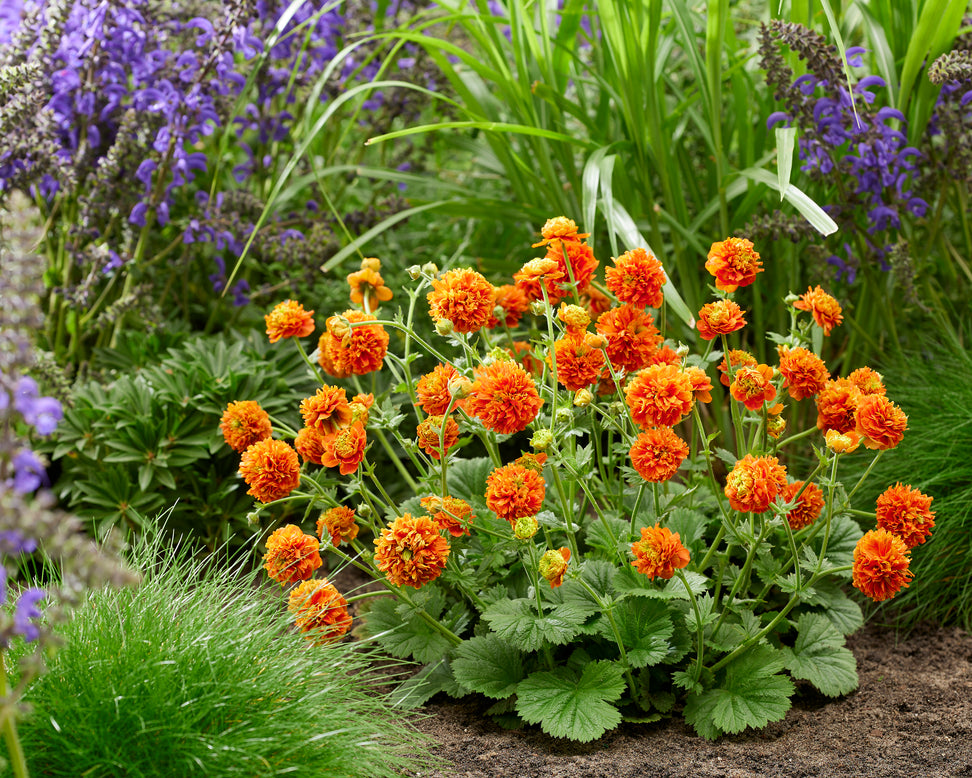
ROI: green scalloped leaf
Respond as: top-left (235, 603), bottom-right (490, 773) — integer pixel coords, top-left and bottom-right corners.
top-left (482, 599), bottom-right (588, 652)
top-left (781, 613), bottom-right (858, 698)
top-left (515, 661), bottom-right (626, 742)
top-left (601, 599), bottom-right (674, 668)
top-left (364, 597), bottom-right (454, 664)
top-left (452, 634), bottom-right (526, 699)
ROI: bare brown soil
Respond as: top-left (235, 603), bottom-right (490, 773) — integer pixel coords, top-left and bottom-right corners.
top-left (404, 623), bottom-right (972, 778)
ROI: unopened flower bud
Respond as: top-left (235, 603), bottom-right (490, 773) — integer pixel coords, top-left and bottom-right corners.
top-left (421, 262), bottom-right (439, 276)
top-left (573, 388), bottom-right (593, 407)
top-left (326, 314), bottom-right (351, 342)
top-left (492, 304), bottom-right (506, 321)
top-left (609, 401), bottom-right (625, 416)
top-left (514, 515), bottom-right (539, 540)
top-left (357, 502), bottom-right (372, 518)
top-left (555, 407), bottom-right (573, 424)
top-left (349, 401), bottom-right (369, 425)
top-left (675, 343), bottom-right (690, 359)
top-left (448, 375), bottom-right (473, 398)
top-left (529, 300), bottom-right (548, 317)
top-left (408, 264), bottom-right (422, 279)
top-left (531, 429), bottom-right (553, 450)
top-left (784, 293), bottom-right (800, 304)
top-left (485, 346), bottom-right (515, 364)
top-left (246, 511), bottom-right (261, 526)
top-left (361, 257), bottom-right (382, 272)
top-left (435, 318), bottom-right (454, 336)
top-left (825, 428), bottom-right (862, 454)
top-left (588, 333), bottom-right (608, 349)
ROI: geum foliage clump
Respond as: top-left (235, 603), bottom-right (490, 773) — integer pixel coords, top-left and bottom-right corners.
top-left (220, 220), bottom-right (934, 742)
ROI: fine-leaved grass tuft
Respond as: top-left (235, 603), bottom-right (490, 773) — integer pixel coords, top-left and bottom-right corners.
top-left (846, 331), bottom-right (972, 631)
top-left (13, 527), bottom-right (436, 777)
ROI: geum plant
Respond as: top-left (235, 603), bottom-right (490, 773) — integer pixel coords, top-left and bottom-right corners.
top-left (219, 218), bottom-right (934, 742)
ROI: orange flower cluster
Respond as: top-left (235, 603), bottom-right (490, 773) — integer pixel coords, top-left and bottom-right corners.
top-left (420, 495), bottom-right (474, 537)
top-left (550, 332), bottom-right (606, 391)
top-left (696, 299), bottom-right (746, 340)
top-left (488, 284), bottom-right (530, 329)
top-left (539, 547), bottom-right (571, 588)
top-left (300, 385), bottom-right (352, 435)
top-left (513, 257), bottom-right (565, 303)
top-left (683, 366), bottom-right (713, 403)
top-left (265, 300), bottom-right (315, 343)
top-left (596, 305), bottom-right (661, 372)
top-left (518, 216), bottom-right (598, 305)
top-left (730, 364), bottom-right (777, 411)
top-left (814, 374), bottom-right (906, 451)
top-left (604, 247), bottom-right (665, 309)
top-left (815, 378), bottom-right (861, 434)
top-left (318, 310), bottom-right (388, 377)
top-left (374, 513), bottom-right (450, 588)
top-left (631, 523), bottom-right (690, 580)
top-left (485, 461), bottom-right (546, 523)
top-left (427, 267), bottom-right (495, 334)
top-left (467, 360), bottom-right (544, 435)
top-left (724, 454), bottom-right (788, 514)
top-left (416, 363), bottom-right (464, 415)
top-left (288, 578), bottom-right (352, 644)
top-left (718, 350), bottom-right (757, 387)
top-left (624, 364), bottom-right (694, 428)
top-left (704, 238), bottom-right (763, 293)
top-left (317, 506), bottom-right (359, 547)
top-left (794, 285), bottom-right (843, 336)
top-left (777, 346), bottom-right (829, 401)
top-left (629, 428), bottom-right (689, 483)
top-left (320, 422), bottom-right (367, 475)
top-left (847, 366), bottom-right (885, 396)
top-left (220, 400), bottom-right (272, 453)
top-left (262, 524), bottom-right (323, 585)
top-left (875, 483), bottom-right (935, 548)
top-left (239, 438), bottom-right (301, 503)
top-left (781, 480), bottom-right (825, 531)
top-left (532, 216), bottom-right (590, 247)
top-left (852, 529), bottom-right (913, 601)
top-left (416, 415), bottom-right (460, 460)
top-left (347, 259), bottom-right (393, 312)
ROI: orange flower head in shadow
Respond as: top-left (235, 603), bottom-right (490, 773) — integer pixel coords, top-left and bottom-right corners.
top-left (532, 216), bottom-right (590, 247)
top-left (876, 483), bottom-right (935, 548)
top-left (515, 451), bottom-right (548, 472)
top-left (777, 346), bottom-right (829, 401)
top-left (265, 300), bottom-right (315, 343)
top-left (262, 524), bottom-right (322, 585)
top-left (766, 402), bottom-right (787, 439)
top-left (696, 299), bottom-right (746, 340)
top-left (374, 513), bottom-right (450, 588)
top-left (683, 366), bottom-right (713, 404)
top-left (416, 414), bottom-right (460, 460)
top-left (730, 363), bottom-right (777, 411)
top-left (288, 578), bottom-right (352, 644)
top-left (794, 285), bottom-right (843, 336)
top-left (724, 454), bottom-right (788, 514)
top-left (718, 350), bottom-right (757, 387)
top-left (507, 340), bottom-right (544, 377)
top-left (421, 495), bottom-right (474, 537)
top-left (631, 523), bottom-right (691, 580)
top-left (855, 393), bottom-right (907, 450)
top-left (416, 363), bottom-right (463, 416)
top-left (319, 310), bottom-right (388, 376)
top-left (539, 547), bottom-right (571, 588)
top-left (300, 385), bottom-right (352, 435)
top-left (239, 438), bottom-right (301, 503)
top-left (815, 378), bottom-right (862, 434)
top-left (544, 238), bottom-right (599, 292)
top-left (624, 364), bottom-right (694, 428)
top-left (596, 305), bottom-right (661, 373)
top-left (825, 428), bottom-right (862, 453)
top-left (486, 462), bottom-right (546, 523)
top-left (294, 426), bottom-right (327, 465)
top-left (220, 400), bottom-right (272, 453)
top-left (629, 427), bottom-right (689, 483)
top-left (782, 480), bottom-right (825, 531)
top-left (578, 283), bottom-right (612, 319)
top-left (853, 528), bottom-right (913, 601)
top-left (514, 258), bottom-right (566, 304)
top-left (487, 284), bottom-right (530, 329)
top-left (467, 360), bottom-right (544, 435)
top-left (705, 238), bottom-right (763, 292)
top-left (550, 332), bottom-right (606, 391)
top-left (649, 345), bottom-right (681, 367)
top-left (847, 366), bottom-right (886, 396)
top-left (605, 247), bottom-right (666, 309)
top-left (347, 265), bottom-right (393, 311)
top-left (427, 267), bottom-right (495, 334)
top-left (317, 506), bottom-right (359, 547)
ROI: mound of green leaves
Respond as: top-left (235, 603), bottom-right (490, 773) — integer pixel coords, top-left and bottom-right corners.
top-left (13, 529), bottom-right (435, 778)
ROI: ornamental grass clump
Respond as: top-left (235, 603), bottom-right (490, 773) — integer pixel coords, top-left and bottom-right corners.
top-left (221, 225), bottom-right (932, 742)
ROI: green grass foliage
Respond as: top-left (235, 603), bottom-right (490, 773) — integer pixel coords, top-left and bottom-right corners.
top-left (12, 530), bottom-right (434, 777)
top-left (846, 329), bottom-right (972, 631)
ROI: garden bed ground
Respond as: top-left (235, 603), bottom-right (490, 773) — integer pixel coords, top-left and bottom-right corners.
top-left (404, 622), bottom-right (972, 778)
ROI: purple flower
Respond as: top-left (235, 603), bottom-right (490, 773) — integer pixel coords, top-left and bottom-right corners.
top-left (10, 449), bottom-right (47, 494)
top-left (13, 588), bottom-right (45, 643)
